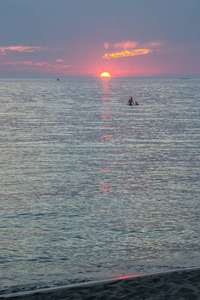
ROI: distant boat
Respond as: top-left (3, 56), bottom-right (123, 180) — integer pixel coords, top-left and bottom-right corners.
top-left (181, 78), bottom-right (189, 79)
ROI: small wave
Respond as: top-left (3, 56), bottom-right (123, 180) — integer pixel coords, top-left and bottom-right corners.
top-left (0, 279), bottom-right (91, 296)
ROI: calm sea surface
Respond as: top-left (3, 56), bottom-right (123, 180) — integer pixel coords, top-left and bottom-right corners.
top-left (0, 77), bottom-right (199, 294)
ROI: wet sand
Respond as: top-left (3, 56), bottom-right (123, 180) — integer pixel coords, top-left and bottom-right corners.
top-left (1, 268), bottom-right (200, 300)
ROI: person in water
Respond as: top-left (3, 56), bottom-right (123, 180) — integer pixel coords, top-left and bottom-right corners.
top-left (135, 101), bottom-right (139, 105)
top-left (128, 97), bottom-right (133, 105)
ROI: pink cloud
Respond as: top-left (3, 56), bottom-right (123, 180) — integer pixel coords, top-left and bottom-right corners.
top-left (0, 46), bottom-right (41, 55)
top-left (111, 40), bottom-right (162, 50)
top-left (104, 43), bottom-right (110, 49)
top-left (0, 60), bottom-right (70, 73)
top-left (103, 49), bottom-right (153, 59)
top-left (114, 41), bottom-right (139, 49)
top-left (145, 41), bottom-right (162, 47)
top-left (102, 40), bottom-right (162, 60)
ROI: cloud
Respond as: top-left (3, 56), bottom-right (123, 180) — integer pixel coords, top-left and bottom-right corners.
top-left (145, 41), bottom-right (162, 47)
top-left (0, 46), bottom-right (41, 55)
top-left (0, 61), bottom-right (35, 66)
top-left (0, 60), bottom-right (70, 73)
top-left (103, 49), bottom-right (153, 59)
top-left (102, 40), bottom-right (161, 59)
top-left (104, 43), bottom-right (110, 50)
top-left (114, 41), bottom-right (139, 49)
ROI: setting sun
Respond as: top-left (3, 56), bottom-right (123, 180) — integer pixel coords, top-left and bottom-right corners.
top-left (100, 72), bottom-right (111, 77)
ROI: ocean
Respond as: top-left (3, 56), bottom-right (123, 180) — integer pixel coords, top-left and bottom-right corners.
top-left (0, 77), bottom-right (199, 295)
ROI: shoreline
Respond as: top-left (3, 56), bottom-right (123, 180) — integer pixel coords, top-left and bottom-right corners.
top-left (1, 267), bottom-right (200, 299)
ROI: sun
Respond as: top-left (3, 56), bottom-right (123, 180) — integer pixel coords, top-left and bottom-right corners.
top-left (100, 72), bottom-right (111, 77)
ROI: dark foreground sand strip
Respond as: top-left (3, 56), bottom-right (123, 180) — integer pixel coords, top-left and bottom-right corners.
top-left (1, 268), bottom-right (200, 300)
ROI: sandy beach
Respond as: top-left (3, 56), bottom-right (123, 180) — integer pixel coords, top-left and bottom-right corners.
top-left (1, 268), bottom-right (200, 300)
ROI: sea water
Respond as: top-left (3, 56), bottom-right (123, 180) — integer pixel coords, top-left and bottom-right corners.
top-left (0, 77), bottom-right (199, 294)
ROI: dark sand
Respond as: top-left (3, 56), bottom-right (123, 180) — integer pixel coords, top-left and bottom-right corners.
top-left (1, 268), bottom-right (200, 299)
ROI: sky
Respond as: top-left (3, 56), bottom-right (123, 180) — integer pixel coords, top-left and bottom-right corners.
top-left (0, 0), bottom-right (200, 78)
